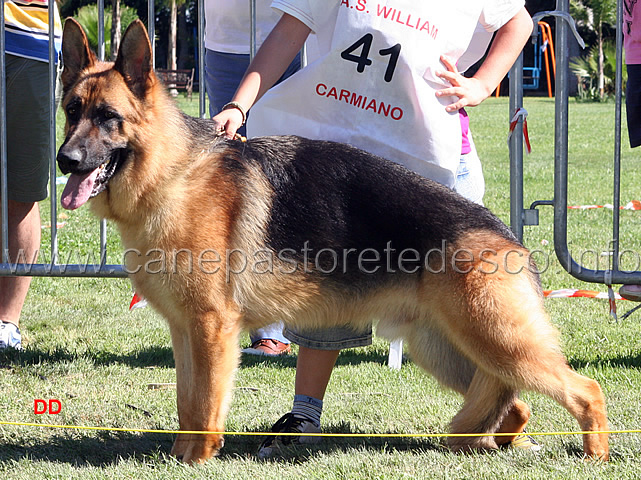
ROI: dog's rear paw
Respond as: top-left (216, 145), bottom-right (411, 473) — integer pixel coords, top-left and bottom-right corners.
top-left (448, 435), bottom-right (498, 454)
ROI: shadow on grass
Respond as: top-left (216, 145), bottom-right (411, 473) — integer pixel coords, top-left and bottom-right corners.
top-left (0, 345), bottom-right (175, 369)
top-left (568, 351), bottom-right (641, 370)
top-left (0, 421), bottom-right (611, 467)
top-left (0, 431), bottom-right (175, 467)
top-left (229, 421), bottom-right (445, 463)
top-left (0, 422), bottom-right (443, 467)
top-left (0, 345), bottom-right (392, 370)
top-left (7, 344), bottom-right (641, 372)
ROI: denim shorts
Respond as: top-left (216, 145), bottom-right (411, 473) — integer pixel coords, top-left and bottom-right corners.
top-left (5, 54), bottom-right (59, 202)
top-left (453, 131), bottom-right (485, 206)
top-left (285, 146), bottom-right (486, 350)
top-left (204, 49), bottom-right (301, 136)
top-left (626, 64), bottom-right (641, 148)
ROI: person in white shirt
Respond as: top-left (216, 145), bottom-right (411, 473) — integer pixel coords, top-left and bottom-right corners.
top-left (212, 0), bottom-right (533, 458)
top-left (204, 0), bottom-right (302, 355)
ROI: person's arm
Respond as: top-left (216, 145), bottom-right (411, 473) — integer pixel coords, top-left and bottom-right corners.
top-left (435, 7), bottom-right (532, 112)
top-left (212, 13), bottom-right (311, 138)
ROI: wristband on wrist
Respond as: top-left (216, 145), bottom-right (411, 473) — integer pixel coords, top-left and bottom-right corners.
top-left (222, 102), bottom-right (247, 125)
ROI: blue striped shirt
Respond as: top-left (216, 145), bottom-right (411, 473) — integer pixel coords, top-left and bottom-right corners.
top-left (4, 0), bottom-right (62, 63)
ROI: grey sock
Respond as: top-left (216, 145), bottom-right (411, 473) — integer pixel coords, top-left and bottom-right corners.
top-left (291, 394), bottom-right (323, 428)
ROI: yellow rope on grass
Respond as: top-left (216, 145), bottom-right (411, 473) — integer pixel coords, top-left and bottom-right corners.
top-left (1, 420), bottom-right (640, 438)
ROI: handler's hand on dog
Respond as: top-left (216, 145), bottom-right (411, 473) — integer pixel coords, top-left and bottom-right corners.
top-left (212, 109), bottom-right (243, 139)
top-left (435, 56), bottom-right (491, 113)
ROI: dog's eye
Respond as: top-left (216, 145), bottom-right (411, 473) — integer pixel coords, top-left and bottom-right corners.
top-left (66, 97), bottom-right (82, 119)
top-left (100, 108), bottom-right (120, 122)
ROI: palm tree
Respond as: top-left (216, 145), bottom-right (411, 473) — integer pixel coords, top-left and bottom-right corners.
top-left (110, 0), bottom-right (121, 60)
top-left (74, 3), bottom-right (137, 57)
top-left (571, 0), bottom-right (617, 98)
top-left (570, 39), bottom-right (626, 99)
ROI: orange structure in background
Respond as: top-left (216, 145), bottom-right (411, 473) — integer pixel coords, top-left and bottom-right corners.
top-left (539, 21), bottom-right (555, 98)
top-left (494, 21), bottom-right (556, 98)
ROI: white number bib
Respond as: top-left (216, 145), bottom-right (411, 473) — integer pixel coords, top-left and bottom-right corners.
top-left (247, 0), bottom-right (484, 187)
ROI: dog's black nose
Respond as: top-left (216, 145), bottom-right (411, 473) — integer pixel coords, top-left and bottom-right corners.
top-left (57, 144), bottom-right (85, 174)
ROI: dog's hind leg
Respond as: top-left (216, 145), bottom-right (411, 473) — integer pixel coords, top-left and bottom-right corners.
top-left (404, 326), bottom-right (476, 395)
top-left (494, 398), bottom-right (531, 446)
top-left (405, 327), bottom-right (530, 447)
top-left (447, 369), bottom-right (518, 452)
top-left (474, 349), bottom-right (608, 458)
top-left (536, 367), bottom-right (609, 459)
top-left (168, 309), bottom-right (242, 464)
top-left (405, 331), bottom-right (507, 451)
top-left (447, 258), bottom-right (609, 459)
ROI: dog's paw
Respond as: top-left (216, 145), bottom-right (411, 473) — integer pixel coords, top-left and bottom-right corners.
top-left (172, 433), bottom-right (224, 464)
top-left (448, 435), bottom-right (498, 454)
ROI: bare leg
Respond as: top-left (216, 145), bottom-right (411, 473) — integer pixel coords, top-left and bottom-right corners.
top-left (0, 200), bottom-right (41, 327)
top-left (294, 346), bottom-right (340, 400)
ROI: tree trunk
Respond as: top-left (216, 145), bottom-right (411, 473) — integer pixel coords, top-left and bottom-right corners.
top-left (598, 26), bottom-right (604, 98)
top-left (177, 4), bottom-right (188, 69)
top-left (110, 0), bottom-right (121, 61)
top-left (169, 0), bottom-right (178, 70)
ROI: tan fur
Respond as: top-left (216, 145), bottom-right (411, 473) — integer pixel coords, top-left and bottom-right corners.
top-left (58, 19), bottom-right (609, 464)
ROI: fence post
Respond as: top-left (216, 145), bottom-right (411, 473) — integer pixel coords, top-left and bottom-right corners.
top-left (1, 6), bottom-right (8, 264)
top-left (509, 53), bottom-right (525, 243)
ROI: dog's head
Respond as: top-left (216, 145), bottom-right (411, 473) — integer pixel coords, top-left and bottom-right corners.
top-left (57, 18), bottom-right (154, 210)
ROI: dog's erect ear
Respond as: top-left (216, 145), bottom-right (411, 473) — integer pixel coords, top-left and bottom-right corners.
top-left (61, 18), bottom-right (96, 93)
top-left (114, 19), bottom-right (154, 98)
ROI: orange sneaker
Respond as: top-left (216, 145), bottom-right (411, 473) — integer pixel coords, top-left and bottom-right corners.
top-left (242, 339), bottom-right (292, 356)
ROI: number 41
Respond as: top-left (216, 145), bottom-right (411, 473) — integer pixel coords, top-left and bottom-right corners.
top-left (340, 33), bottom-right (401, 83)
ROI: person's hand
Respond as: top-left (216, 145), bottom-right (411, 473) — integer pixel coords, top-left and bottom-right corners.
top-left (212, 107), bottom-right (244, 139)
top-left (435, 55), bottom-right (492, 113)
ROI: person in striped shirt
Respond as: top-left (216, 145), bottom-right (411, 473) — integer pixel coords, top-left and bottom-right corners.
top-left (0, 1), bottom-right (62, 350)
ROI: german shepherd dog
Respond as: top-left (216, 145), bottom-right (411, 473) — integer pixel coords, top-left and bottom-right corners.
top-left (57, 19), bottom-right (609, 463)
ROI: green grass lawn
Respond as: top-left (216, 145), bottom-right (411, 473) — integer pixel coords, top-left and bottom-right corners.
top-left (1, 95), bottom-right (640, 479)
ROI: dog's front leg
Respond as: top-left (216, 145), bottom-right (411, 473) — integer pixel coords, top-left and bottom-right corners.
top-left (168, 310), bottom-right (241, 464)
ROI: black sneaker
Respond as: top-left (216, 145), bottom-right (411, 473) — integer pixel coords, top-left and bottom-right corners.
top-left (257, 413), bottom-right (321, 459)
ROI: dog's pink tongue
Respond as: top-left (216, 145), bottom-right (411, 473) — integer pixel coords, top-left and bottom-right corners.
top-left (61, 169), bottom-right (100, 210)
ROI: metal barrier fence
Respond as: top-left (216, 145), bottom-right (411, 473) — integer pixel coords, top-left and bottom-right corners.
top-left (0, 0), bottom-right (216, 278)
top-left (514, 0), bottom-right (641, 286)
top-left (1, 0), bottom-right (640, 286)
top-left (0, 0), bottom-right (126, 277)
